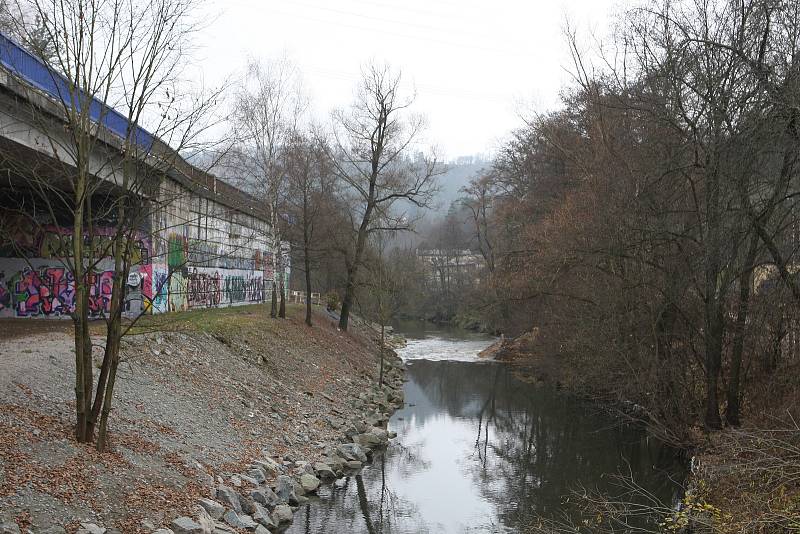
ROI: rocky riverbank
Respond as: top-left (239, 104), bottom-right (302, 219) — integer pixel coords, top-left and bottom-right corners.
top-left (0, 304), bottom-right (406, 533)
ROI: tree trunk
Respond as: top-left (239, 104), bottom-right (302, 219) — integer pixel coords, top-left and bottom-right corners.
top-left (89, 226), bottom-right (128, 439)
top-left (726, 234), bottom-right (758, 427)
top-left (96, 334), bottom-right (121, 452)
top-left (304, 245), bottom-right (312, 327)
top-left (72, 169), bottom-right (89, 442)
top-left (270, 281), bottom-right (278, 318)
top-left (279, 280), bottom-right (286, 318)
top-left (704, 307), bottom-right (724, 430)
top-left (339, 270), bottom-right (356, 330)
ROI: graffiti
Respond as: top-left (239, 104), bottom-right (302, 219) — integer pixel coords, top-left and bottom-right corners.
top-left (1, 215), bottom-right (151, 265)
top-left (87, 270), bottom-right (114, 317)
top-left (152, 267), bottom-right (168, 313)
top-left (246, 276), bottom-right (264, 302)
top-left (167, 234), bottom-right (187, 268)
top-left (224, 275), bottom-right (246, 303)
top-left (1, 265), bottom-right (114, 318)
top-left (223, 274), bottom-right (264, 303)
top-left (39, 229), bottom-right (150, 265)
top-left (1, 216), bottom-right (282, 317)
top-left (168, 271), bottom-right (187, 312)
top-left (188, 239), bottom-right (219, 267)
top-left (263, 251), bottom-right (274, 281)
top-left (0, 272), bottom-right (9, 311)
top-left (0, 213), bottom-right (38, 257)
top-left (187, 269), bottom-right (222, 308)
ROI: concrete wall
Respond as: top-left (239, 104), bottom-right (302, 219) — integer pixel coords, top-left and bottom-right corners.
top-left (0, 177), bottom-right (288, 319)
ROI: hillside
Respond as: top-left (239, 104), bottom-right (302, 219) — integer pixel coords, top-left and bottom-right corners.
top-left (0, 305), bottom-right (403, 533)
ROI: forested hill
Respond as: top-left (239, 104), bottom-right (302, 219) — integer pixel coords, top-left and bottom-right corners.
top-left (432, 158), bottom-right (490, 213)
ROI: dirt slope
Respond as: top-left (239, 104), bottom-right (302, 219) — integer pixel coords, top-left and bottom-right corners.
top-left (0, 304), bottom-right (391, 532)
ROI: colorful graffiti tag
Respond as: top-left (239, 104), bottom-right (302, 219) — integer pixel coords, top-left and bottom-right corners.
top-left (0, 265), bottom-right (113, 318)
top-left (1, 219), bottom-right (281, 318)
top-left (152, 268), bottom-right (168, 313)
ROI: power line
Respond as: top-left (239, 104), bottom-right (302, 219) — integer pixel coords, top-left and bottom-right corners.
top-left (227, 0), bottom-right (533, 57)
top-left (304, 65), bottom-right (512, 103)
top-left (280, 0), bottom-right (509, 45)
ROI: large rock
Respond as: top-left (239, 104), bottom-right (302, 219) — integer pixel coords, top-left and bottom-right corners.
top-left (152, 530), bottom-right (174, 534)
top-left (197, 498), bottom-right (225, 520)
top-left (294, 461), bottom-right (314, 476)
top-left (0, 520), bottom-right (20, 534)
top-left (275, 475), bottom-right (299, 505)
top-left (353, 433), bottom-right (382, 449)
top-left (222, 511), bottom-right (258, 530)
top-left (313, 462), bottom-right (336, 479)
top-left (324, 455), bottom-right (346, 474)
top-left (216, 485), bottom-right (242, 513)
top-left (251, 503), bottom-right (276, 529)
top-left (170, 517), bottom-right (204, 534)
top-left (77, 524), bottom-right (106, 534)
top-left (291, 477), bottom-right (306, 497)
top-left (271, 504), bottom-right (294, 527)
top-left (38, 528), bottom-right (67, 534)
top-left (336, 443), bottom-right (368, 463)
top-left (247, 468), bottom-right (266, 484)
top-left (254, 526), bottom-right (271, 534)
top-left (299, 473), bottom-right (320, 493)
top-left (250, 486), bottom-right (280, 508)
top-left (193, 505), bottom-right (216, 533)
top-left (368, 427), bottom-right (389, 441)
top-left (253, 458), bottom-right (284, 477)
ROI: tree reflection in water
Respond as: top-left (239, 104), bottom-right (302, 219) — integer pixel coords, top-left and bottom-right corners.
top-left (288, 360), bottom-right (686, 534)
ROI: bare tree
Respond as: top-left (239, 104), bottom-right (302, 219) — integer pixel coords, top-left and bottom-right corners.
top-left (231, 57), bottom-right (307, 319)
top-left (328, 62), bottom-right (439, 331)
top-left (283, 131), bottom-right (333, 326)
top-left (0, 0), bottom-right (219, 449)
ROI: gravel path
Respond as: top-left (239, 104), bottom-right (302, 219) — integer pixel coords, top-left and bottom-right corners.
top-left (0, 306), bottom-right (390, 532)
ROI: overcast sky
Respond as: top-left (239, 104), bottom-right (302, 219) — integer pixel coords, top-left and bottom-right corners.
top-left (193, 0), bottom-right (620, 160)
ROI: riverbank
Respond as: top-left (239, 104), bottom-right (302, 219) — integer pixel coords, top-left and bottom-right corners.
top-left (0, 304), bottom-right (405, 533)
top-left (480, 336), bottom-right (800, 532)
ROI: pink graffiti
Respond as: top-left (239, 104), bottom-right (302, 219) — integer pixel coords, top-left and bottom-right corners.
top-left (9, 266), bottom-right (112, 318)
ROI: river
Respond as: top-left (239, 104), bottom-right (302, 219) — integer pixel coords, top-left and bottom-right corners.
top-left (286, 322), bottom-right (687, 533)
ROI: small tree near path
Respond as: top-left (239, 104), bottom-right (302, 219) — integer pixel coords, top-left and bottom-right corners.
top-left (2, 0), bottom-right (219, 450)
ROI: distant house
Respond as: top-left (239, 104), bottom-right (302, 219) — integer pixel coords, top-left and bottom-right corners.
top-left (415, 248), bottom-right (485, 292)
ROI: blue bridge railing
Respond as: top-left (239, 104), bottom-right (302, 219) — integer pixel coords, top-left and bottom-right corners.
top-left (0, 31), bottom-right (155, 151)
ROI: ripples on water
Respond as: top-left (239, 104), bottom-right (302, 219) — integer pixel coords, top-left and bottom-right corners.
top-left (286, 323), bottom-right (687, 534)
top-left (401, 337), bottom-right (495, 362)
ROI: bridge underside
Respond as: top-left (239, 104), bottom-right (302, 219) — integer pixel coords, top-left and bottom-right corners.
top-left (0, 134), bottom-right (155, 319)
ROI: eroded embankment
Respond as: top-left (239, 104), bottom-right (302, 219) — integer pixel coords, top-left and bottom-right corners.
top-left (0, 304), bottom-right (405, 533)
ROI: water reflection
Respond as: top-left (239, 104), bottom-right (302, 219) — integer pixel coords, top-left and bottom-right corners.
top-left (287, 352), bottom-right (686, 534)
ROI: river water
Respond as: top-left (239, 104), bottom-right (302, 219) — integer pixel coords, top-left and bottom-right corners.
top-left (286, 322), bottom-right (686, 534)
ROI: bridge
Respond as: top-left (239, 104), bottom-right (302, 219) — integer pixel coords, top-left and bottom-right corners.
top-left (0, 32), bottom-right (288, 319)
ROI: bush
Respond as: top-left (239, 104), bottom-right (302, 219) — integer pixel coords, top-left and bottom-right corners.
top-left (325, 291), bottom-right (340, 312)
